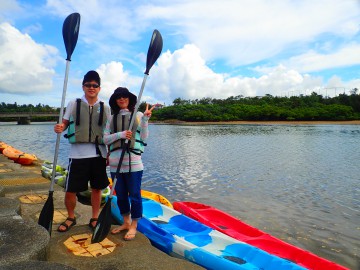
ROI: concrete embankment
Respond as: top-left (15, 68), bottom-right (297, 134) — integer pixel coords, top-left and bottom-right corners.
top-left (0, 154), bottom-right (203, 270)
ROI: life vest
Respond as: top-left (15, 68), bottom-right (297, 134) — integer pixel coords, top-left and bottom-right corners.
top-left (65, 99), bottom-right (108, 145)
top-left (109, 112), bottom-right (147, 155)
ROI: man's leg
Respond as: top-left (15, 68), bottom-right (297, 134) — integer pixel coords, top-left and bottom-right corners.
top-left (58, 191), bottom-right (77, 231)
top-left (90, 188), bottom-right (102, 227)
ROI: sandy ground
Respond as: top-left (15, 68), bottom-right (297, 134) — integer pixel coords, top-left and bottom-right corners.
top-left (152, 120), bottom-right (360, 125)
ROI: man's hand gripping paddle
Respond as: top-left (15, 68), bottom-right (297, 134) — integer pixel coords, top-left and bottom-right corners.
top-left (38, 13), bottom-right (80, 234)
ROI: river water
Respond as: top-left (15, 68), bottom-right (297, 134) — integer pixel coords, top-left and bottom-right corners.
top-left (0, 122), bottom-right (359, 269)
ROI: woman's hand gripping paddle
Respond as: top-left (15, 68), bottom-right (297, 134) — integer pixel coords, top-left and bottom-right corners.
top-left (38, 13), bottom-right (80, 234)
top-left (92, 29), bottom-right (163, 243)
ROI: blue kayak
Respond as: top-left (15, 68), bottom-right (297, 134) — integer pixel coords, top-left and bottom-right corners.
top-left (111, 198), bottom-right (306, 270)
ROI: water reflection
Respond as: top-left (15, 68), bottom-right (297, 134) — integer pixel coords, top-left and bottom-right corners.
top-left (0, 122), bottom-right (359, 269)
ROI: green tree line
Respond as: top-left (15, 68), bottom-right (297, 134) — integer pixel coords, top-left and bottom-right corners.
top-left (152, 91), bottom-right (360, 121)
top-left (1, 90), bottom-right (360, 122)
top-left (0, 102), bottom-right (59, 122)
top-left (0, 102), bottom-right (60, 113)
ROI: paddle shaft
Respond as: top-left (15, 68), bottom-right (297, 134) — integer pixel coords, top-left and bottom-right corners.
top-left (91, 29), bottom-right (162, 243)
top-left (110, 29), bottom-right (162, 190)
top-left (110, 74), bottom-right (148, 195)
top-left (38, 13), bottom-right (80, 235)
top-left (49, 60), bottom-right (70, 192)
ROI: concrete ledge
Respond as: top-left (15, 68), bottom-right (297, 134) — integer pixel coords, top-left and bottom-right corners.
top-left (0, 260), bottom-right (76, 270)
top-left (0, 198), bottom-right (50, 267)
top-left (2, 182), bottom-right (52, 195)
top-left (0, 155), bottom-right (204, 270)
top-left (48, 225), bottom-right (203, 270)
top-left (0, 197), bottom-right (20, 216)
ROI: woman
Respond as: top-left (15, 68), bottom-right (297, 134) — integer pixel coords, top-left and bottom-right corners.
top-left (103, 87), bottom-right (154, 240)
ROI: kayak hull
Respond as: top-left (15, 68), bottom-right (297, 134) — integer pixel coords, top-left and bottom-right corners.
top-left (40, 161), bottom-right (110, 205)
top-left (2, 146), bottom-right (37, 165)
top-left (0, 141), bottom-right (10, 153)
top-left (140, 190), bottom-right (173, 208)
top-left (109, 190), bottom-right (173, 225)
top-left (136, 199), bottom-right (307, 270)
top-left (173, 201), bottom-right (348, 270)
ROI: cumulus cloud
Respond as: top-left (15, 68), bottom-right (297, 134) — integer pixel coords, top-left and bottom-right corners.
top-left (1, 0), bottom-right (359, 106)
top-left (0, 22), bottom-right (58, 95)
top-left (0, 0), bottom-right (21, 21)
top-left (133, 0), bottom-right (360, 67)
top-left (46, 0), bottom-right (142, 56)
top-left (96, 61), bottom-right (142, 100)
top-left (45, 0), bottom-right (360, 69)
top-left (144, 45), bottom-right (326, 104)
top-left (284, 43), bottom-right (360, 73)
top-left (93, 42), bottom-right (357, 106)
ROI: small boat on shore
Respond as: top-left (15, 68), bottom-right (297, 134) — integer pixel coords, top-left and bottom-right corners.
top-left (141, 190), bottom-right (173, 208)
top-left (76, 186), bottom-right (111, 206)
top-left (2, 146), bottom-right (38, 165)
top-left (109, 190), bottom-right (173, 225)
top-left (41, 161), bottom-right (110, 205)
top-left (41, 161), bottom-right (68, 187)
top-left (0, 141), bottom-right (10, 153)
top-left (136, 199), bottom-right (307, 270)
top-left (173, 201), bottom-right (348, 270)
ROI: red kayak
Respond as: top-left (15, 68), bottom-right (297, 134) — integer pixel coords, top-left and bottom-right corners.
top-left (173, 201), bottom-right (348, 270)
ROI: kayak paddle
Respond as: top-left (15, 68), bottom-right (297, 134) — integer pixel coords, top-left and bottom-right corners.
top-left (38, 12), bottom-right (80, 234)
top-left (91, 29), bottom-right (163, 243)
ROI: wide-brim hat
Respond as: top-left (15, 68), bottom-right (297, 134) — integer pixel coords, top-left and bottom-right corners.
top-left (109, 87), bottom-right (137, 112)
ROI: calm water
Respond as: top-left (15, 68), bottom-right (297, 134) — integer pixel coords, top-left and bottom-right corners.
top-left (0, 122), bottom-right (359, 269)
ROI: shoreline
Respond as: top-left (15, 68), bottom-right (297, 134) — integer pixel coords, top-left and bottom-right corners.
top-left (151, 120), bottom-right (360, 125)
top-left (1, 120), bottom-right (360, 126)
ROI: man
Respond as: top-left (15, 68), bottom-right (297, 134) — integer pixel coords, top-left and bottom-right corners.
top-left (54, 70), bottom-right (110, 232)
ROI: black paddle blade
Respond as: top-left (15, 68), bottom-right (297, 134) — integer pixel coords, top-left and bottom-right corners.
top-left (38, 192), bottom-right (54, 235)
top-left (145, 29), bottom-right (163, 75)
top-left (62, 12), bottom-right (80, 61)
top-left (91, 198), bottom-right (112, 243)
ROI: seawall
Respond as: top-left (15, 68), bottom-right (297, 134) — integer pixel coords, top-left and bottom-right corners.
top-left (0, 154), bottom-right (203, 270)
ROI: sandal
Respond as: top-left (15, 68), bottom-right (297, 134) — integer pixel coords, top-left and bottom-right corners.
top-left (57, 217), bottom-right (76, 232)
top-left (124, 232), bottom-right (136, 241)
top-left (88, 218), bottom-right (98, 230)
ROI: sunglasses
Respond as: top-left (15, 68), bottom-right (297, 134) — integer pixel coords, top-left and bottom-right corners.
top-left (83, 83), bottom-right (100, 88)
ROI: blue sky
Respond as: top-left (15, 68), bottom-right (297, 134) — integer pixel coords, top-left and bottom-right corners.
top-left (0, 0), bottom-right (359, 107)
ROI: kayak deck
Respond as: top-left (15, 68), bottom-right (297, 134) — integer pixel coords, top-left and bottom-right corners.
top-left (173, 201), bottom-right (348, 270)
top-left (138, 199), bottom-right (307, 270)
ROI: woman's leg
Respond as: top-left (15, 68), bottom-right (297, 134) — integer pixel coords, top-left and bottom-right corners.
top-left (111, 172), bottom-right (131, 234)
top-left (124, 171), bottom-right (143, 240)
top-left (114, 172), bottom-right (131, 215)
top-left (127, 171), bottom-right (143, 219)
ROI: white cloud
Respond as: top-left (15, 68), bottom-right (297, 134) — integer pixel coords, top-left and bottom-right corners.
top-left (1, 0), bottom-right (359, 106)
top-left (140, 0), bottom-right (360, 66)
top-left (22, 23), bottom-right (42, 35)
top-left (96, 61), bottom-right (143, 101)
top-left (0, 22), bottom-right (58, 94)
top-left (145, 45), bottom-right (327, 104)
top-left (0, 0), bottom-right (21, 21)
top-left (46, 0), bottom-right (142, 49)
top-left (44, 0), bottom-right (360, 79)
top-left (284, 43), bottom-right (360, 73)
